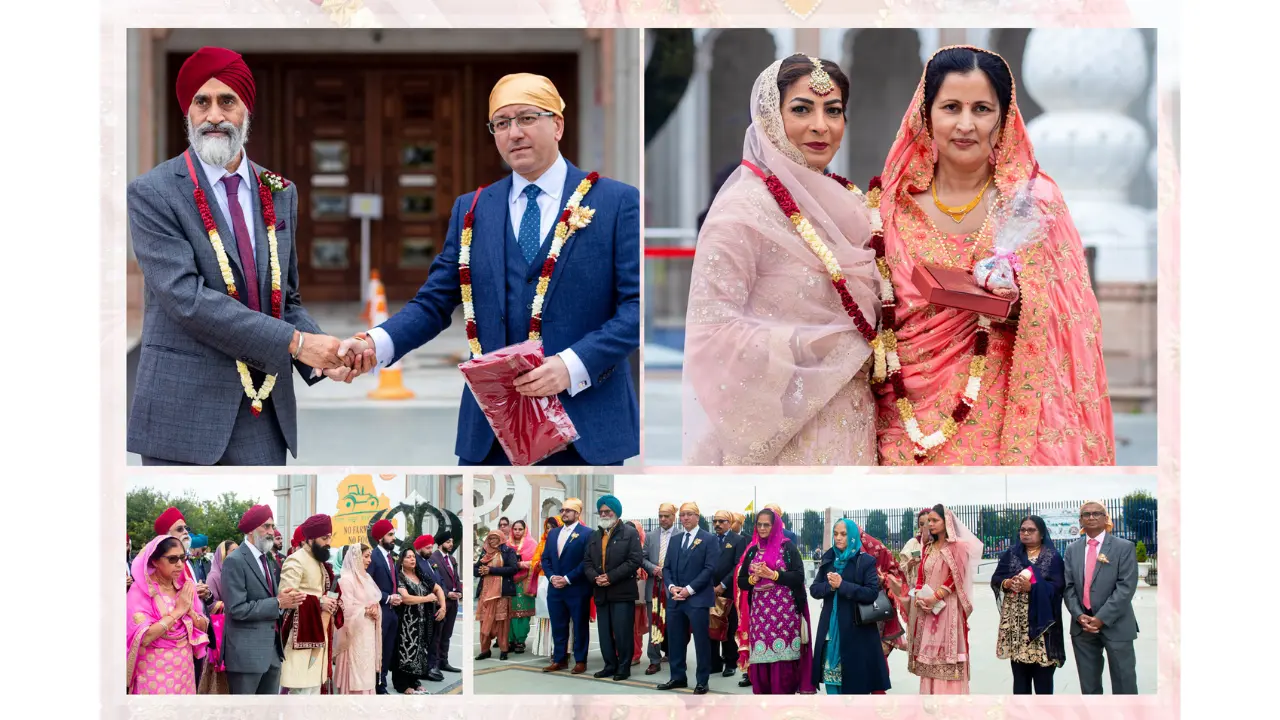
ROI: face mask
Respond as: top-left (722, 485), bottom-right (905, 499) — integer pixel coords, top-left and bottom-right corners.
top-left (598, 517), bottom-right (617, 530)
top-left (310, 542), bottom-right (331, 563)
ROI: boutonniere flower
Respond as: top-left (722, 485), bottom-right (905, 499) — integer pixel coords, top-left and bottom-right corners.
top-left (567, 204), bottom-right (595, 231)
top-left (259, 170), bottom-right (290, 193)
top-left (1097, 553), bottom-right (1110, 565)
top-left (693, 539), bottom-right (702, 548)
top-left (570, 533), bottom-right (580, 542)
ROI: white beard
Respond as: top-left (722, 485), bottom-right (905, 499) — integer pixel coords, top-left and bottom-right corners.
top-left (180, 537), bottom-right (192, 552)
top-left (188, 113), bottom-right (251, 168)
top-left (255, 534), bottom-right (275, 554)
top-left (598, 517), bottom-right (617, 530)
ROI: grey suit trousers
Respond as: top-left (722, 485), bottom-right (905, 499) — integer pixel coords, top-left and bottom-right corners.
top-left (141, 397), bottom-right (286, 466)
top-left (227, 666), bottom-right (281, 695)
top-left (1071, 630), bottom-right (1138, 694)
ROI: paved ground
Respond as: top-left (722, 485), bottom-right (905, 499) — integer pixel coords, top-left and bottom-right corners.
top-left (125, 303), bottom-right (639, 466)
top-left (474, 561), bottom-right (1157, 695)
top-left (642, 368), bottom-right (1158, 467)
top-left (389, 604), bottom-right (465, 695)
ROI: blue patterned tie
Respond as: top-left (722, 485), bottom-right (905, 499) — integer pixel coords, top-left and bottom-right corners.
top-left (517, 184), bottom-right (542, 264)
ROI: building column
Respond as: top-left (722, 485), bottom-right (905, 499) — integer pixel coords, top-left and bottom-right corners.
top-left (769, 28), bottom-right (796, 61)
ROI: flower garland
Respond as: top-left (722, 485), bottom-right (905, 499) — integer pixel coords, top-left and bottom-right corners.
top-left (746, 160), bottom-right (990, 461)
top-left (458, 172), bottom-right (599, 358)
top-left (182, 150), bottom-right (286, 417)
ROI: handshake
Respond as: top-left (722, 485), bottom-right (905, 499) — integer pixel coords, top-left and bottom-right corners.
top-left (289, 331), bottom-right (379, 384)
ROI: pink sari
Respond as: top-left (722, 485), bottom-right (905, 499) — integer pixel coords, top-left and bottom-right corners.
top-left (875, 46), bottom-right (1115, 466)
top-left (905, 509), bottom-right (982, 695)
top-left (126, 535), bottom-right (209, 695)
top-left (333, 546), bottom-right (382, 694)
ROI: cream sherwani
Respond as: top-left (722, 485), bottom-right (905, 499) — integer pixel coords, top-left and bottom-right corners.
top-left (279, 548), bottom-right (333, 689)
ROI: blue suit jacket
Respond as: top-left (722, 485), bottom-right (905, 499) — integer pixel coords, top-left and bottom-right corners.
top-left (541, 524), bottom-right (592, 598)
top-left (367, 546), bottom-right (399, 606)
top-left (662, 528), bottom-right (721, 609)
top-left (379, 161), bottom-right (640, 464)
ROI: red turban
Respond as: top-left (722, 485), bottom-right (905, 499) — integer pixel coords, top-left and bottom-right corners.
top-left (298, 514), bottom-right (333, 541)
top-left (176, 47), bottom-right (256, 114)
top-left (291, 526), bottom-right (304, 550)
top-left (371, 519), bottom-right (395, 541)
top-left (154, 507), bottom-right (185, 536)
top-left (273, 529), bottom-right (282, 539)
top-left (413, 535), bottom-right (435, 551)
top-left (237, 504), bottom-right (273, 534)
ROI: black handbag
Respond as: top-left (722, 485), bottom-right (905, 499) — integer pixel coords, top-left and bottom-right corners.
top-left (853, 589), bottom-right (893, 626)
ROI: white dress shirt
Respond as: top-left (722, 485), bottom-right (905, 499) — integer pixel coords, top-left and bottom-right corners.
top-left (669, 529), bottom-right (697, 597)
top-left (367, 154), bottom-right (591, 396)
top-left (556, 521), bottom-right (580, 585)
top-left (198, 152), bottom-right (257, 253)
top-left (244, 536), bottom-right (272, 586)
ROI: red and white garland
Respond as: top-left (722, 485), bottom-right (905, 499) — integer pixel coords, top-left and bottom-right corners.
top-left (458, 172), bottom-right (599, 358)
top-left (183, 150), bottom-right (286, 417)
top-left (746, 160), bottom-right (990, 461)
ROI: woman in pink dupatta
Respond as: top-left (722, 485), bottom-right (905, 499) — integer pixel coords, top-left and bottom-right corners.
top-left (874, 46), bottom-right (1114, 466)
top-left (733, 508), bottom-right (815, 694)
top-left (507, 520), bottom-right (538, 652)
top-left (333, 544), bottom-right (381, 694)
top-left (903, 504), bottom-right (983, 694)
top-left (683, 55), bottom-right (881, 466)
top-left (127, 535), bottom-right (209, 695)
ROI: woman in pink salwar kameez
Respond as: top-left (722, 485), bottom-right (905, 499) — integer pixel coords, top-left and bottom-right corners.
top-left (126, 535), bottom-right (209, 695)
top-left (333, 544), bottom-right (382, 694)
top-left (875, 46), bottom-right (1115, 466)
top-left (904, 505), bottom-right (982, 694)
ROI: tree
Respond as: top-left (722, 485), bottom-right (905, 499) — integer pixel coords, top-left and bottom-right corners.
top-left (864, 510), bottom-right (890, 542)
top-left (644, 30), bottom-right (694, 144)
top-left (801, 510), bottom-right (824, 552)
top-left (899, 509), bottom-right (917, 544)
top-left (127, 487), bottom-right (256, 553)
top-left (1122, 490), bottom-right (1157, 555)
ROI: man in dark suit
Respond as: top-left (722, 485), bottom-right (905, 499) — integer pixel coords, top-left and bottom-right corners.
top-left (336, 73), bottom-right (640, 466)
top-left (540, 498), bottom-right (593, 674)
top-left (429, 535), bottom-right (463, 674)
top-left (1064, 501), bottom-right (1140, 694)
top-left (709, 509), bottom-right (747, 678)
top-left (222, 504), bottom-right (303, 694)
top-left (410, 535), bottom-right (446, 682)
top-left (583, 494), bottom-right (643, 681)
top-left (367, 519), bottom-right (404, 694)
top-left (657, 502), bottom-right (721, 695)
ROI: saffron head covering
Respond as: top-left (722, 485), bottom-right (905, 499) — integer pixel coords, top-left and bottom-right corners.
top-left (298, 514), bottom-right (332, 540)
top-left (176, 47), bottom-right (256, 113)
top-left (1079, 500), bottom-right (1114, 533)
top-left (597, 494), bottom-right (622, 517)
top-left (414, 535), bottom-right (435, 551)
top-left (154, 507), bottom-right (185, 536)
top-left (371, 519), bottom-right (395, 540)
top-left (658, 503), bottom-right (678, 514)
top-left (236, 504), bottom-right (272, 534)
top-left (679, 501), bottom-right (700, 515)
top-left (731, 512), bottom-right (745, 533)
top-left (562, 498), bottom-right (584, 514)
top-left (713, 510), bottom-right (733, 522)
top-left (488, 73), bottom-right (565, 119)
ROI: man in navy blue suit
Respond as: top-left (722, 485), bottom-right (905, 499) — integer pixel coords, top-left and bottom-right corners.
top-left (366, 519), bottom-right (404, 694)
top-left (657, 502), bottom-right (721, 695)
top-left (539, 498), bottom-right (593, 674)
top-left (336, 73), bottom-right (640, 467)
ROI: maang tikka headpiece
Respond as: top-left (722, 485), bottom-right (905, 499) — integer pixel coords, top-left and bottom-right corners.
top-left (807, 57), bottom-right (835, 96)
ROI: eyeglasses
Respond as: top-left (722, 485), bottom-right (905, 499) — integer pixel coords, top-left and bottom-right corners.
top-left (1018, 527), bottom-right (1039, 534)
top-left (487, 111), bottom-right (555, 134)
top-left (1080, 511), bottom-right (1106, 519)
top-left (172, 525), bottom-right (189, 534)
top-left (713, 519), bottom-right (728, 524)
top-left (160, 554), bottom-right (188, 565)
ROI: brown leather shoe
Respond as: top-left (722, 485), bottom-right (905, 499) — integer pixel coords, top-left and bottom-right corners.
top-left (571, 662), bottom-right (587, 674)
top-left (542, 662), bottom-right (566, 673)
top-left (645, 663), bottom-right (661, 675)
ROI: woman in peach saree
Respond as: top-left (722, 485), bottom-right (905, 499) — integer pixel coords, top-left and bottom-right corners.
top-left (683, 55), bottom-right (881, 466)
top-left (333, 544), bottom-right (381, 694)
top-left (874, 46), bottom-right (1114, 466)
top-left (904, 504), bottom-right (983, 694)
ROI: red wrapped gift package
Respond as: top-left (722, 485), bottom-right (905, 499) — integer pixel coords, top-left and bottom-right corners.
top-left (459, 338), bottom-right (580, 465)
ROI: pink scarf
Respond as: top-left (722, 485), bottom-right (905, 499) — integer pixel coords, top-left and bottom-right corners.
top-left (126, 535), bottom-right (209, 690)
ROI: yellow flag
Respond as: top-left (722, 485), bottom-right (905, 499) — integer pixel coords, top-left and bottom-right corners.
top-left (744, 501), bottom-right (754, 513)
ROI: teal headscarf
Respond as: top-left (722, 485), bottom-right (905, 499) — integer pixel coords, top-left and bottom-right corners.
top-left (825, 519), bottom-right (862, 689)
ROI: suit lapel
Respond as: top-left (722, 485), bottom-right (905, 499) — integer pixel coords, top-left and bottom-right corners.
top-left (177, 149), bottom-right (247, 286)
top-left (1090, 535), bottom-right (1112, 584)
top-left (475, 180), bottom-right (512, 324)
top-left (541, 162), bottom-right (589, 310)
top-left (248, 163), bottom-right (271, 303)
top-left (240, 545), bottom-right (270, 595)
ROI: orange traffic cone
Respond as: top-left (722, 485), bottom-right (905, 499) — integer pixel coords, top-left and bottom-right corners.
top-left (360, 270), bottom-right (384, 325)
top-left (364, 274), bottom-right (415, 401)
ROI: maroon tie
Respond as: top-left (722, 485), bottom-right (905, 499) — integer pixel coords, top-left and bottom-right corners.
top-left (220, 174), bottom-right (261, 312)
top-left (389, 553), bottom-right (398, 591)
top-left (260, 555), bottom-right (274, 595)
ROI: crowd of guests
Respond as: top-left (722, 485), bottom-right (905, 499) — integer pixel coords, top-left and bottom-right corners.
top-left (478, 499), bottom-right (1141, 695)
top-left (126, 506), bottom-right (462, 695)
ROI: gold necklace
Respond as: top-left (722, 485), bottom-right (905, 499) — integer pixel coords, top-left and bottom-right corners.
top-left (932, 174), bottom-right (992, 223)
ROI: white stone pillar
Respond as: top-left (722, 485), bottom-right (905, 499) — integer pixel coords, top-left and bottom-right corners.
top-left (770, 28), bottom-right (796, 61)
top-left (1022, 29), bottom-right (1152, 283)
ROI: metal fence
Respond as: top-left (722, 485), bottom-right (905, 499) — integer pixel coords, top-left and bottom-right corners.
top-left (632, 497), bottom-right (1158, 562)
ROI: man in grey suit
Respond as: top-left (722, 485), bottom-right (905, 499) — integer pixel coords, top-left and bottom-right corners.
top-left (221, 504), bottom-right (304, 694)
top-left (1064, 501), bottom-right (1140, 694)
top-left (127, 46), bottom-right (354, 466)
top-left (641, 502), bottom-right (682, 675)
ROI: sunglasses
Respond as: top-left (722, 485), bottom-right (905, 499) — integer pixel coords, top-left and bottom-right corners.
top-left (160, 553), bottom-right (188, 565)
top-left (172, 525), bottom-right (189, 534)
top-left (1018, 527), bottom-right (1039, 534)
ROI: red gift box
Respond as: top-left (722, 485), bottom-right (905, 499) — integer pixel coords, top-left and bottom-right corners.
top-left (912, 264), bottom-right (1014, 319)
top-left (458, 339), bottom-right (580, 466)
